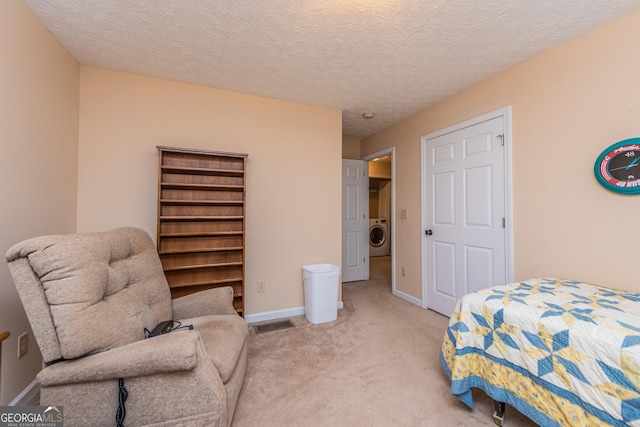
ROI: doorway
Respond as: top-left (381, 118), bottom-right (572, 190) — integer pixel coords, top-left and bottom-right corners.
top-left (364, 148), bottom-right (395, 294)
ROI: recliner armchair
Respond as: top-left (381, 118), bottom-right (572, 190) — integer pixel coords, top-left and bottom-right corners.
top-left (5, 227), bottom-right (248, 427)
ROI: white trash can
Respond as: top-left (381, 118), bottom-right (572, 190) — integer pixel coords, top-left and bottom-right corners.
top-left (303, 264), bottom-right (340, 324)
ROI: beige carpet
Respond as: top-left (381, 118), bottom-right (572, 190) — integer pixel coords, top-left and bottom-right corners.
top-left (233, 257), bottom-right (537, 426)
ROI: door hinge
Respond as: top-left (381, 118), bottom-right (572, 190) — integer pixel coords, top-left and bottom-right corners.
top-left (497, 134), bottom-right (505, 146)
top-left (502, 217), bottom-right (506, 228)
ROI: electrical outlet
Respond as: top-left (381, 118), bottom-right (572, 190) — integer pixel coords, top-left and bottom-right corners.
top-left (400, 209), bottom-right (408, 219)
top-left (257, 280), bottom-right (266, 293)
top-left (401, 266), bottom-right (406, 277)
top-left (17, 332), bottom-right (28, 359)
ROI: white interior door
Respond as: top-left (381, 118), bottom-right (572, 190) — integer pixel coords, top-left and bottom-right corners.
top-left (342, 159), bottom-right (368, 282)
top-left (423, 115), bottom-right (507, 316)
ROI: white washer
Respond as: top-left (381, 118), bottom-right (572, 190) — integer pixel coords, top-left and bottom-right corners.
top-left (369, 218), bottom-right (390, 257)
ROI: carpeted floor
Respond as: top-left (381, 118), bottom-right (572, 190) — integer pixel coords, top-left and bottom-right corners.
top-left (233, 256), bottom-right (537, 426)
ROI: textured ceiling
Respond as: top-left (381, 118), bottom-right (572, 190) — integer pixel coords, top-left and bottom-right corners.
top-left (25, 0), bottom-right (640, 138)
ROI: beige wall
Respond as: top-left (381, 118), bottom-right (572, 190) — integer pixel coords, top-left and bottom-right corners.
top-left (0, 1), bottom-right (79, 404)
top-left (77, 67), bottom-right (342, 315)
top-left (342, 136), bottom-right (362, 159)
top-left (363, 9), bottom-right (640, 299)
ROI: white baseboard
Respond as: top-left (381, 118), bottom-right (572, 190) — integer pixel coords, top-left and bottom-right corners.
top-left (246, 301), bottom-right (344, 324)
top-left (393, 289), bottom-right (422, 307)
top-left (9, 379), bottom-right (39, 406)
top-left (245, 306), bottom-right (305, 324)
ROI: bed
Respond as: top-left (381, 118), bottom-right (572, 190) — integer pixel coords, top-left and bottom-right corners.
top-left (440, 278), bottom-right (640, 427)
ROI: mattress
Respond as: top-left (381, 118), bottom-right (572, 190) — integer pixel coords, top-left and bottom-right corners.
top-left (440, 278), bottom-right (640, 426)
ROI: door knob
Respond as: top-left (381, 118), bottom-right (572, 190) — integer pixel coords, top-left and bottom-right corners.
top-left (425, 229), bottom-right (433, 236)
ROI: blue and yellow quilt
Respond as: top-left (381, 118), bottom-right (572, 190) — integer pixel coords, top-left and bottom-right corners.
top-left (440, 278), bottom-right (640, 427)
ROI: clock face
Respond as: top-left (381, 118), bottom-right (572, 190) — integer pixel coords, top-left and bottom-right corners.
top-left (594, 138), bottom-right (640, 194)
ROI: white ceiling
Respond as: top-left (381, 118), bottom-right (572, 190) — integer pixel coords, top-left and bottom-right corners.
top-left (25, 0), bottom-right (640, 139)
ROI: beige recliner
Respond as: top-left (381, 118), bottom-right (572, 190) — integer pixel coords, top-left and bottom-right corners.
top-left (5, 227), bottom-right (247, 427)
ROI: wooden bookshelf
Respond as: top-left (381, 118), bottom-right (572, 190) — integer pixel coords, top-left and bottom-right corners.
top-left (157, 146), bottom-right (247, 316)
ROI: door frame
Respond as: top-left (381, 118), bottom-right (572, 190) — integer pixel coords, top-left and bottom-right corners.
top-left (420, 107), bottom-right (514, 310)
top-left (364, 147), bottom-right (396, 295)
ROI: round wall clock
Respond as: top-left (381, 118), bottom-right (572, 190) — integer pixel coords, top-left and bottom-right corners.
top-left (594, 138), bottom-right (640, 194)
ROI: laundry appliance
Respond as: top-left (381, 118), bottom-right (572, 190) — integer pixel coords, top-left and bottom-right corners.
top-left (369, 218), bottom-right (390, 257)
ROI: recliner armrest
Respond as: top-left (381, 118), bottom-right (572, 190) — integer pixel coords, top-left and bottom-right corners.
top-left (37, 330), bottom-right (203, 387)
top-left (172, 287), bottom-right (237, 319)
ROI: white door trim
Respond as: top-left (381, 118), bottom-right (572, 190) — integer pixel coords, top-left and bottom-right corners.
top-left (420, 107), bottom-right (514, 310)
top-left (364, 147), bottom-right (396, 295)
